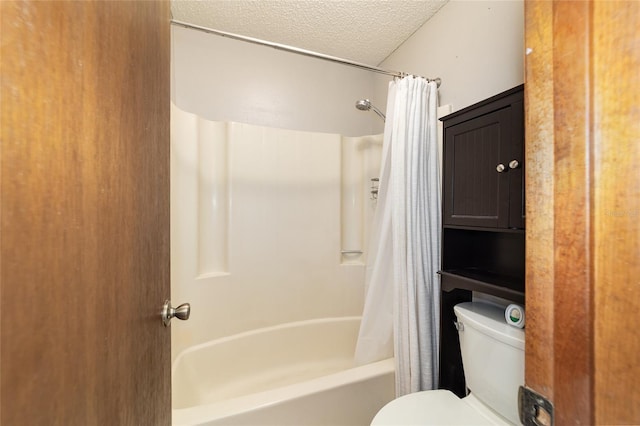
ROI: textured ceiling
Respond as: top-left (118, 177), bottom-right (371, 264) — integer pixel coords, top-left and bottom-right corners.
top-left (171, 0), bottom-right (448, 65)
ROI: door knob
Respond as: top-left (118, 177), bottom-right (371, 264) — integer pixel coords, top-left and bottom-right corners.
top-left (162, 300), bottom-right (191, 326)
top-left (509, 159), bottom-right (520, 169)
top-left (496, 163), bottom-right (506, 173)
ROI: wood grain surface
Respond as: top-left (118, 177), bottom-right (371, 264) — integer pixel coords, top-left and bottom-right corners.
top-left (551, 2), bottom-right (593, 424)
top-left (591, 1), bottom-right (640, 423)
top-left (1, 1), bottom-right (170, 424)
top-left (525, 1), bottom-right (640, 424)
top-left (524, 0), bottom-right (555, 402)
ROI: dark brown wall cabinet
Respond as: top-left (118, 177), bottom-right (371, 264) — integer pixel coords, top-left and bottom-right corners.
top-left (443, 86), bottom-right (524, 229)
top-left (439, 85), bottom-right (525, 302)
top-left (438, 85), bottom-right (525, 397)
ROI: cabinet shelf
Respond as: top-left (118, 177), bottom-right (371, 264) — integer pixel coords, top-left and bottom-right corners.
top-left (439, 269), bottom-right (524, 304)
top-left (444, 224), bottom-right (524, 234)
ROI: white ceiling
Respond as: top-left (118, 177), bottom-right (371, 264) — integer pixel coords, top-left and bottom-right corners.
top-left (171, 0), bottom-right (448, 65)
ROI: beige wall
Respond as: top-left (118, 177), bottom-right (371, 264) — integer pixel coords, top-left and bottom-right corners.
top-left (172, 25), bottom-right (386, 137)
top-left (375, 0), bottom-right (524, 112)
top-left (172, 1), bottom-right (524, 134)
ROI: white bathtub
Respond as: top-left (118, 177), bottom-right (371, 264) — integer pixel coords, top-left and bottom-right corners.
top-left (172, 317), bottom-right (395, 425)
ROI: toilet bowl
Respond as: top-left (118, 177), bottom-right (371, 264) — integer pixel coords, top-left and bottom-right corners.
top-left (371, 390), bottom-right (509, 425)
top-left (371, 302), bottom-right (525, 425)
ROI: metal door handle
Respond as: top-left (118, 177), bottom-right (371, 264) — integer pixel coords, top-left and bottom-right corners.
top-left (496, 163), bottom-right (506, 173)
top-left (162, 300), bottom-right (190, 326)
top-left (509, 159), bottom-right (520, 169)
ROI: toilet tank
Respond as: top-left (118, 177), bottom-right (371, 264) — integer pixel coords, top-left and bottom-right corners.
top-left (454, 302), bottom-right (525, 424)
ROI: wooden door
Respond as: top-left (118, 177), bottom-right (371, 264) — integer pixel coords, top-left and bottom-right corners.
top-left (524, 1), bottom-right (640, 424)
top-left (1, 2), bottom-right (170, 425)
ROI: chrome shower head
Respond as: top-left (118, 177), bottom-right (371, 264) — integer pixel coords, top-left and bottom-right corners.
top-left (355, 99), bottom-right (386, 121)
top-left (356, 99), bottom-right (372, 111)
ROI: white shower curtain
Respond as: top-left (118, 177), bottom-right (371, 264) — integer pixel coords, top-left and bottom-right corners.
top-left (354, 76), bottom-right (441, 396)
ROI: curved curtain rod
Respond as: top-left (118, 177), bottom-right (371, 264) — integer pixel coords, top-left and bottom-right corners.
top-left (170, 19), bottom-right (441, 87)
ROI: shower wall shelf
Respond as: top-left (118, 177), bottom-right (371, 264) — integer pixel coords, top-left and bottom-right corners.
top-left (340, 250), bottom-right (363, 255)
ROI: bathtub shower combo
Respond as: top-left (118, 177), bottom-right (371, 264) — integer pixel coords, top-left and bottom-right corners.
top-left (171, 104), bottom-right (392, 425)
top-left (172, 318), bottom-right (394, 425)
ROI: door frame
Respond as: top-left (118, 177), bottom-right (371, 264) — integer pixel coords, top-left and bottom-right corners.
top-left (524, 1), bottom-right (640, 423)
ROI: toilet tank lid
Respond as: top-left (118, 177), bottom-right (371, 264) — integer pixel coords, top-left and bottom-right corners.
top-left (454, 302), bottom-right (524, 350)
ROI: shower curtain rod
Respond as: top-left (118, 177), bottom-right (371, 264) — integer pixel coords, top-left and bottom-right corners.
top-left (171, 19), bottom-right (441, 87)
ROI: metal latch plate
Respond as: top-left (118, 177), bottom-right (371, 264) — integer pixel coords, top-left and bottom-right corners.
top-left (519, 386), bottom-right (554, 426)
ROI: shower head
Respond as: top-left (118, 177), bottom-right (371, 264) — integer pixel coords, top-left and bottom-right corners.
top-left (355, 99), bottom-right (371, 111)
top-left (355, 99), bottom-right (386, 121)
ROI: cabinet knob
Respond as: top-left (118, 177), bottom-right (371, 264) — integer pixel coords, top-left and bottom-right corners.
top-left (509, 159), bottom-right (520, 169)
top-left (496, 163), bottom-right (506, 173)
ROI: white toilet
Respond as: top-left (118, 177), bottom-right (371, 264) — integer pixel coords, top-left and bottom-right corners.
top-left (371, 302), bottom-right (525, 425)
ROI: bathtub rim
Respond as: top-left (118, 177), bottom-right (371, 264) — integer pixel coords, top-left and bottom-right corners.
top-left (172, 315), bottom-right (363, 376)
top-left (172, 357), bottom-right (395, 426)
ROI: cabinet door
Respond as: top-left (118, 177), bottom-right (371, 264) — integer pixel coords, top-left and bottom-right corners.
top-left (508, 99), bottom-right (525, 229)
top-left (443, 108), bottom-right (512, 228)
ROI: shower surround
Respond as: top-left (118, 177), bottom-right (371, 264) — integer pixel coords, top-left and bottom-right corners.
top-left (170, 104), bottom-right (387, 423)
top-left (171, 103), bottom-right (382, 356)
